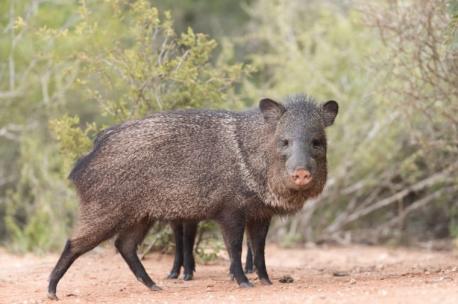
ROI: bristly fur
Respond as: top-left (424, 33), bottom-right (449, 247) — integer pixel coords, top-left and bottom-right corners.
top-left (48, 93), bottom-right (338, 297)
top-left (68, 94), bottom-right (330, 229)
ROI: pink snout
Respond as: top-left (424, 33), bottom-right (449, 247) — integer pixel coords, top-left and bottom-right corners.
top-left (291, 169), bottom-right (312, 186)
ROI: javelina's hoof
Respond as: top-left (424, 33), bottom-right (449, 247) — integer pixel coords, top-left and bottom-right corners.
top-left (183, 273), bottom-right (193, 281)
top-left (239, 281), bottom-right (254, 288)
top-left (149, 285), bottom-right (162, 291)
top-left (47, 292), bottom-right (59, 301)
top-left (244, 267), bottom-right (255, 274)
top-left (260, 278), bottom-right (272, 285)
top-left (167, 272), bottom-right (179, 279)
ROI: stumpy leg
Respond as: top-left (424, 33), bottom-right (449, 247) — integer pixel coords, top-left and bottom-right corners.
top-left (221, 229), bottom-right (235, 280)
top-left (183, 221), bottom-right (198, 280)
top-left (167, 222), bottom-right (184, 279)
top-left (218, 209), bottom-right (252, 287)
top-left (115, 218), bottom-right (160, 291)
top-left (48, 223), bottom-right (117, 300)
top-left (247, 218), bottom-right (272, 285)
top-left (244, 238), bottom-right (255, 274)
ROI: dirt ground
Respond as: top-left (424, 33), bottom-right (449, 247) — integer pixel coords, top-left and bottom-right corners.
top-left (1, 245), bottom-right (457, 304)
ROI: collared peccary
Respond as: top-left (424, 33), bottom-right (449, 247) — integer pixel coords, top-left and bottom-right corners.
top-left (167, 222), bottom-right (254, 281)
top-left (47, 94), bottom-right (338, 299)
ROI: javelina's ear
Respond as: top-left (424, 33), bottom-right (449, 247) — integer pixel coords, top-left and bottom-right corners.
top-left (321, 100), bottom-right (338, 127)
top-left (259, 98), bottom-right (286, 123)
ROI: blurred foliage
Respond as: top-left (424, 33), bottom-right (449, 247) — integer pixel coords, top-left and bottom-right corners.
top-left (138, 220), bottom-right (223, 261)
top-left (154, 0), bottom-right (253, 38)
top-left (0, 0), bottom-right (250, 253)
top-left (194, 221), bottom-right (225, 263)
top-left (0, 0), bottom-right (456, 255)
top-left (0, 0), bottom-right (83, 252)
top-left (237, 0), bottom-right (457, 247)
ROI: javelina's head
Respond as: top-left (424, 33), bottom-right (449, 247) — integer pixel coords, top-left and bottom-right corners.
top-left (260, 95), bottom-right (338, 197)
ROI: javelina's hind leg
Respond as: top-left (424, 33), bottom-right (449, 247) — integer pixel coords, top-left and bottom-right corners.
top-left (183, 222), bottom-right (198, 281)
top-left (244, 238), bottom-right (255, 274)
top-left (247, 218), bottom-right (272, 285)
top-left (218, 209), bottom-right (252, 288)
top-left (167, 222), bottom-right (183, 279)
top-left (115, 218), bottom-right (161, 291)
top-left (48, 225), bottom-right (116, 300)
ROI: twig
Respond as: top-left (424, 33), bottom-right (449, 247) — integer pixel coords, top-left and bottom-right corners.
top-left (326, 162), bottom-right (457, 232)
top-left (381, 186), bottom-right (455, 230)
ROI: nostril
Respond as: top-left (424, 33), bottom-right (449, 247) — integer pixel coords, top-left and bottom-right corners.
top-left (291, 169), bottom-right (312, 185)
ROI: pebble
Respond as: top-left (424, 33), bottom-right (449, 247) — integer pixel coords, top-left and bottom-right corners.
top-left (279, 275), bottom-right (294, 283)
top-left (333, 271), bottom-right (350, 277)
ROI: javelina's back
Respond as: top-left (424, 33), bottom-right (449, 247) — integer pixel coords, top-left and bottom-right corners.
top-left (69, 110), bottom-right (251, 225)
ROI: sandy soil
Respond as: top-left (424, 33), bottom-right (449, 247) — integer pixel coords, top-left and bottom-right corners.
top-left (1, 245), bottom-right (457, 304)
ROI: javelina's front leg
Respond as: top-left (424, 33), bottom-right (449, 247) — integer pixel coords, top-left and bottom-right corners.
top-left (218, 209), bottom-right (252, 287)
top-left (183, 222), bottom-right (198, 280)
top-left (247, 217), bottom-right (272, 285)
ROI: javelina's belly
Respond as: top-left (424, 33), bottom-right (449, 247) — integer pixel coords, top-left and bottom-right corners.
top-left (141, 184), bottom-right (228, 221)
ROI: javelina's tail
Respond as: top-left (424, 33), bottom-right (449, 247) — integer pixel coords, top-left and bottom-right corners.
top-left (68, 125), bottom-right (119, 181)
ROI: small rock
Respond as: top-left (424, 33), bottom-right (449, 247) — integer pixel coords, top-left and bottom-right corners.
top-left (333, 271), bottom-right (350, 277)
top-left (349, 278), bottom-right (357, 285)
top-left (279, 275), bottom-right (294, 283)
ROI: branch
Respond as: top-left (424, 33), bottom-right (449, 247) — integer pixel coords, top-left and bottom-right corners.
top-left (0, 90), bottom-right (22, 99)
top-left (381, 185), bottom-right (455, 230)
top-left (0, 123), bottom-right (35, 141)
top-left (325, 162), bottom-right (457, 233)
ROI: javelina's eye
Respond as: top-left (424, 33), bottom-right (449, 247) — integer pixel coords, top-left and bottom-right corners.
top-left (312, 139), bottom-right (322, 148)
top-left (279, 139), bottom-right (289, 148)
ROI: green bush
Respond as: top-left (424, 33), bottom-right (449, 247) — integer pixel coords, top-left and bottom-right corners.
top-left (239, 0), bottom-right (457, 245)
top-left (1, 0), bottom-right (456, 254)
top-left (1, 0), bottom-right (250, 254)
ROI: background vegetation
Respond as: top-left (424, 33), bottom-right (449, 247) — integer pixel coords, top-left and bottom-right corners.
top-left (0, 0), bottom-right (457, 255)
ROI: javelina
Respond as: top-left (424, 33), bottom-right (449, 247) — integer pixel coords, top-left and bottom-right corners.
top-left (167, 222), bottom-right (254, 281)
top-left (48, 94), bottom-right (338, 299)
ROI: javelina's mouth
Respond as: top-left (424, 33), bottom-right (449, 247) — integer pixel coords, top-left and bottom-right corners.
top-left (287, 180), bottom-right (312, 191)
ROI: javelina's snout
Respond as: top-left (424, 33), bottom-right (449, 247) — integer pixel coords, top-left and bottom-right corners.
top-left (290, 168), bottom-right (312, 186)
